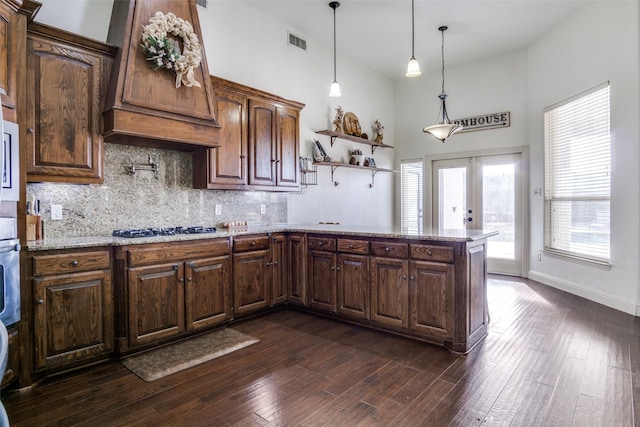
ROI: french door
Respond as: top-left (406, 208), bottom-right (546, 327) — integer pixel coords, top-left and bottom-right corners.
top-left (431, 153), bottom-right (525, 275)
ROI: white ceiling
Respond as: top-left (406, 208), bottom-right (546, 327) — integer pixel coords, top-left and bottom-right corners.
top-left (242, 0), bottom-right (587, 80)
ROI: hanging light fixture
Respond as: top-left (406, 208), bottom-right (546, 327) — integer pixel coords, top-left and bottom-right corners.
top-left (423, 26), bottom-right (463, 142)
top-left (329, 2), bottom-right (342, 97)
top-left (405, 0), bottom-right (421, 77)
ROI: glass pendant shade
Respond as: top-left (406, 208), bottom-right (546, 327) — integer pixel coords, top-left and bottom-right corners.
top-left (406, 57), bottom-right (422, 77)
top-left (329, 80), bottom-right (342, 97)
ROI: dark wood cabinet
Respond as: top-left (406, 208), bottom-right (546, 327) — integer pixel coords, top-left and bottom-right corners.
top-left (116, 238), bottom-right (231, 351)
top-left (409, 260), bottom-right (455, 340)
top-left (26, 23), bottom-right (115, 184)
top-left (337, 253), bottom-right (369, 320)
top-left (186, 256), bottom-right (232, 331)
top-left (370, 257), bottom-right (409, 329)
top-left (194, 76), bottom-right (303, 191)
top-left (31, 249), bottom-right (113, 370)
top-left (308, 250), bottom-right (337, 313)
top-left (128, 262), bottom-right (185, 347)
top-left (1, 326), bottom-right (19, 388)
top-left (0, 0), bottom-right (25, 122)
top-left (271, 234), bottom-right (287, 304)
top-left (233, 235), bottom-right (272, 315)
top-left (287, 233), bottom-right (306, 305)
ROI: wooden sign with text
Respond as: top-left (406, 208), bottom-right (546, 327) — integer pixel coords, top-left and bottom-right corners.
top-left (453, 112), bottom-right (510, 133)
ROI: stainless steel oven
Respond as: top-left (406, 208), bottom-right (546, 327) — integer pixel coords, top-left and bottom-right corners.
top-left (0, 218), bottom-right (20, 326)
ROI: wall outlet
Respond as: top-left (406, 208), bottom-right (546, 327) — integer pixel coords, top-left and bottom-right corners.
top-left (51, 204), bottom-right (63, 220)
top-left (260, 204), bottom-right (266, 215)
top-left (215, 204), bottom-right (222, 216)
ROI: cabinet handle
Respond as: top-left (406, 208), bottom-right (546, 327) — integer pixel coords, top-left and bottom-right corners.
top-left (251, 241), bottom-right (256, 246)
top-left (318, 242), bottom-right (323, 246)
top-left (385, 247), bottom-right (390, 252)
top-left (427, 250), bottom-right (433, 256)
top-left (331, 266), bottom-right (335, 270)
top-left (266, 262), bottom-right (272, 267)
top-left (274, 261), bottom-right (278, 266)
top-left (36, 298), bottom-right (44, 304)
top-left (188, 262), bottom-right (196, 268)
top-left (27, 128), bottom-right (34, 134)
top-left (173, 264), bottom-right (179, 270)
top-left (349, 245), bottom-right (354, 249)
top-left (71, 260), bottom-right (79, 267)
top-left (402, 275), bottom-right (407, 280)
top-left (336, 266), bottom-right (340, 271)
top-left (410, 276), bottom-right (415, 280)
top-left (179, 278), bottom-right (184, 283)
top-left (240, 155), bottom-right (246, 159)
top-left (187, 277), bottom-right (192, 282)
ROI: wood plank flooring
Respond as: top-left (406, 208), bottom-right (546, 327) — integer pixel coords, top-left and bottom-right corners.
top-left (3, 275), bottom-right (639, 426)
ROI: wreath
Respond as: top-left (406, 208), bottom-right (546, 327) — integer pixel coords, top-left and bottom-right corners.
top-left (140, 11), bottom-right (202, 88)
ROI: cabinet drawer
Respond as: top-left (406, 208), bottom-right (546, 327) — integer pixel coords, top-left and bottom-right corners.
top-left (128, 239), bottom-right (230, 267)
top-left (308, 236), bottom-right (336, 252)
top-left (410, 244), bottom-right (455, 263)
top-left (233, 235), bottom-right (270, 252)
top-left (33, 250), bottom-right (110, 275)
top-left (337, 238), bottom-right (369, 255)
top-left (370, 241), bottom-right (408, 259)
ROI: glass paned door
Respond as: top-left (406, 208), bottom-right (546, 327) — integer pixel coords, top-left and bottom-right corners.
top-left (433, 153), bottom-right (523, 275)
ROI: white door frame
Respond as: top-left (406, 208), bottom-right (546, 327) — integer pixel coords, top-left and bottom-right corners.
top-left (424, 146), bottom-right (530, 277)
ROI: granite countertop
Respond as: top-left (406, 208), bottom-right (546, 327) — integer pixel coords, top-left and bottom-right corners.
top-left (25, 224), bottom-right (499, 251)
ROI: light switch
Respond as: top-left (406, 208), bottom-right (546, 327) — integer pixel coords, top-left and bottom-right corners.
top-left (51, 204), bottom-right (63, 220)
top-left (260, 204), bottom-right (266, 215)
top-left (215, 204), bottom-right (222, 215)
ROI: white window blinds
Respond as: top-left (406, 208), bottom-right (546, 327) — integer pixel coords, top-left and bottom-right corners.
top-left (544, 82), bottom-right (610, 263)
top-left (401, 160), bottom-right (423, 232)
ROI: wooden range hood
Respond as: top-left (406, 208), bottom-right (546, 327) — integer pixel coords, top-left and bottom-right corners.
top-left (103, 0), bottom-right (219, 151)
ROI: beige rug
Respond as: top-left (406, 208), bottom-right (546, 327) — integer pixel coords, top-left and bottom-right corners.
top-left (121, 328), bottom-right (259, 382)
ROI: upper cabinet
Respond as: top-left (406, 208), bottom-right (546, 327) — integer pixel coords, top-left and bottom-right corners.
top-left (103, 0), bottom-right (219, 151)
top-left (0, 0), bottom-right (38, 123)
top-left (193, 76), bottom-right (304, 192)
top-left (26, 23), bottom-right (116, 184)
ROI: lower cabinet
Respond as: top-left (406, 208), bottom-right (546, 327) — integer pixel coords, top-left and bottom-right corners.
top-left (31, 249), bottom-right (113, 370)
top-left (1, 327), bottom-right (19, 388)
top-left (337, 253), bottom-right (369, 320)
top-left (287, 233), bottom-right (306, 305)
top-left (271, 234), bottom-right (287, 304)
top-left (233, 235), bottom-right (272, 315)
top-left (118, 239), bottom-right (231, 350)
top-left (370, 256), bottom-right (409, 329)
top-left (409, 260), bottom-right (455, 340)
top-left (308, 250), bottom-right (337, 312)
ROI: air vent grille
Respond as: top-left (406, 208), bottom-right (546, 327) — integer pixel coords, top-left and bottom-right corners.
top-left (288, 32), bottom-right (307, 51)
top-left (196, 0), bottom-right (207, 8)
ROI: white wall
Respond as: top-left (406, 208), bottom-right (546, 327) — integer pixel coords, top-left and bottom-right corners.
top-left (33, 0), bottom-right (396, 228)
top-left (527, 1), bottom-right (640, 314)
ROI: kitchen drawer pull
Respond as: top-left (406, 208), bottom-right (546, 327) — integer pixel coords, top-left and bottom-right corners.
top-left (179, 278), bottom-right (184, 283)
top-left (71, 260), bottom-right (79, 267)
top-left (349, 245), bottom-right (354, 249)
top-left (266, 262), bottom-right (272, 267)
top-left (27, 128), bottom-right (34, 134)
top-left (410, 276), bottom-right (415, 280)
top-left (173, 264), bottom-right (179, 270)
top-left (251, 241), bottom-right (256, 246)
top-left (36, 299), bottom-right (44, 304)
top-left (318, 242), bottom-right (324, 246)
top-left (274, 261), bottom-right (278, 266)
top-left (427, 250), bottom-right (433, 256)
top-left (336, 266), bottom-right (341, 271)
top-left (385, 247), bottom-right (390, 252)
top-left (402, 275), bottom-right (407, 280)
top-left (331, 266), bottom-right (335, 270)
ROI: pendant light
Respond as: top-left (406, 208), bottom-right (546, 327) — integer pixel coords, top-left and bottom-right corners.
top-left (405, 0), bottom-right (421, 77)
top-left (329, 2), bottom-right (342, 97)
top-left (423, 26), bottom-right (463, 142)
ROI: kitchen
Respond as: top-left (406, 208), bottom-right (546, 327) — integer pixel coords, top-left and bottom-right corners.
top-left (0, 0), bottom-right (639, 425)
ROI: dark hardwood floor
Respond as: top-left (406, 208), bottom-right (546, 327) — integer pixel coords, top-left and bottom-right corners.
top-left (3, 275), bottom-right (639, 426)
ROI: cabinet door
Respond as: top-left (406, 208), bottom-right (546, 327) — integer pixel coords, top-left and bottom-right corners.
top-left (337, 253), bottom-right (369, 320)
top-left (198, 88), bottom-right (247, 187)
top-left (409, 260), bottom-right (455, 340)
top-left (33, 270), bottom-right (113, 370)
top-left (308, 250), bottom-right (337, 312)
top-left (370, 257), bottom-right (409, 329)
top-left (128, 263), bottom-right (185, 347)
top-left (0, 1), bottom-right (19, 121)
top-left (276, 106), bottom-right (299, 187)
top-left (271, 234), bottom-right (286, 304)
top-left (26, 33), bottom-right (106, 183)
top-left (185, 256), bottom-right (231, 331)
top-left (248, 98), bottom-right (276, 186)
top-left (233, 249), bottom-right (271, 315)
top-left (287, 233), bottom-right (306, 305)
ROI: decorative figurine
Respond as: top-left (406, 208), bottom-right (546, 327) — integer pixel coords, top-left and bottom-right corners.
top-left (333, 106), bottom-right (344, 133)
top-left (372, 119), bottom-right (384, 143)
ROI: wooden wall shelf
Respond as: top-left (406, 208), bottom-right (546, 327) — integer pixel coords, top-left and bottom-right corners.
top-left (316, 130), bottom-right (393, 154)
top-left (313, 161), bottom-right (395, 188)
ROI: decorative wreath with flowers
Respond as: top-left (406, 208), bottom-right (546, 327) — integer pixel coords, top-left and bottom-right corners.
top-left (140, 11), bottom-right (202, 88)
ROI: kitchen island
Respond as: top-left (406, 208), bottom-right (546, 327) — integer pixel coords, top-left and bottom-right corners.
top-left (23, 224), bottom-right (496, 384)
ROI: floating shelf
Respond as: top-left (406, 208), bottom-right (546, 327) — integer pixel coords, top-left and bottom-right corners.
top-left (313, 161), bottom-right (395, 188)
top-left (316, 130), bottom-right (394, 154)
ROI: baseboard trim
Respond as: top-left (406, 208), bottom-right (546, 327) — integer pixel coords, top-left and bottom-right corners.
top-left (528, 270), bottom-right (638, 316)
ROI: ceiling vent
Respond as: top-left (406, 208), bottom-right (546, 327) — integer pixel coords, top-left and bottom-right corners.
top-left (288, 32), bottom-right (307, 51)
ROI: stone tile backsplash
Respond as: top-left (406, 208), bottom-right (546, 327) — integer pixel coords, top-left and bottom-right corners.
top-left (27, 143), bottom-right (287, 238)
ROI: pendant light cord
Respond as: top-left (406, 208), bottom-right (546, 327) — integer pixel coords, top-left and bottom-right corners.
top-left (411, 0), bottom-right (415, 58)
top-left (440, 26), bottom-right (446, 93)
top-left (333, 5), bottom-right (337, 81)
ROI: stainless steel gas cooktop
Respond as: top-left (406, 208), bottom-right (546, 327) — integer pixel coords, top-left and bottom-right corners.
top-left (112, 226), bottom-right (217, 238)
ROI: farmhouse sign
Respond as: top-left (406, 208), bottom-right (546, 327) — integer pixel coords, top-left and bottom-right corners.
top-left (453, 112), bottom-right (510, 133)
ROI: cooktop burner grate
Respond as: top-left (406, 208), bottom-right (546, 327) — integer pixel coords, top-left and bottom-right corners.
top-left (112, 226), bottom-right (217, 238)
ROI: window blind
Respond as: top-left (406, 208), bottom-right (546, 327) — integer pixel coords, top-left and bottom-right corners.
top-left (544, 82), bottom-right (610, 262)
top-left (401, 160), bottom-right (423, 232)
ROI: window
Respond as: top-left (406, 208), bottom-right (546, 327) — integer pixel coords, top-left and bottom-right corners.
top-left (544, 82), bottom-right (610, 263)
top-left (401, 160), bottom-right (423, 232)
